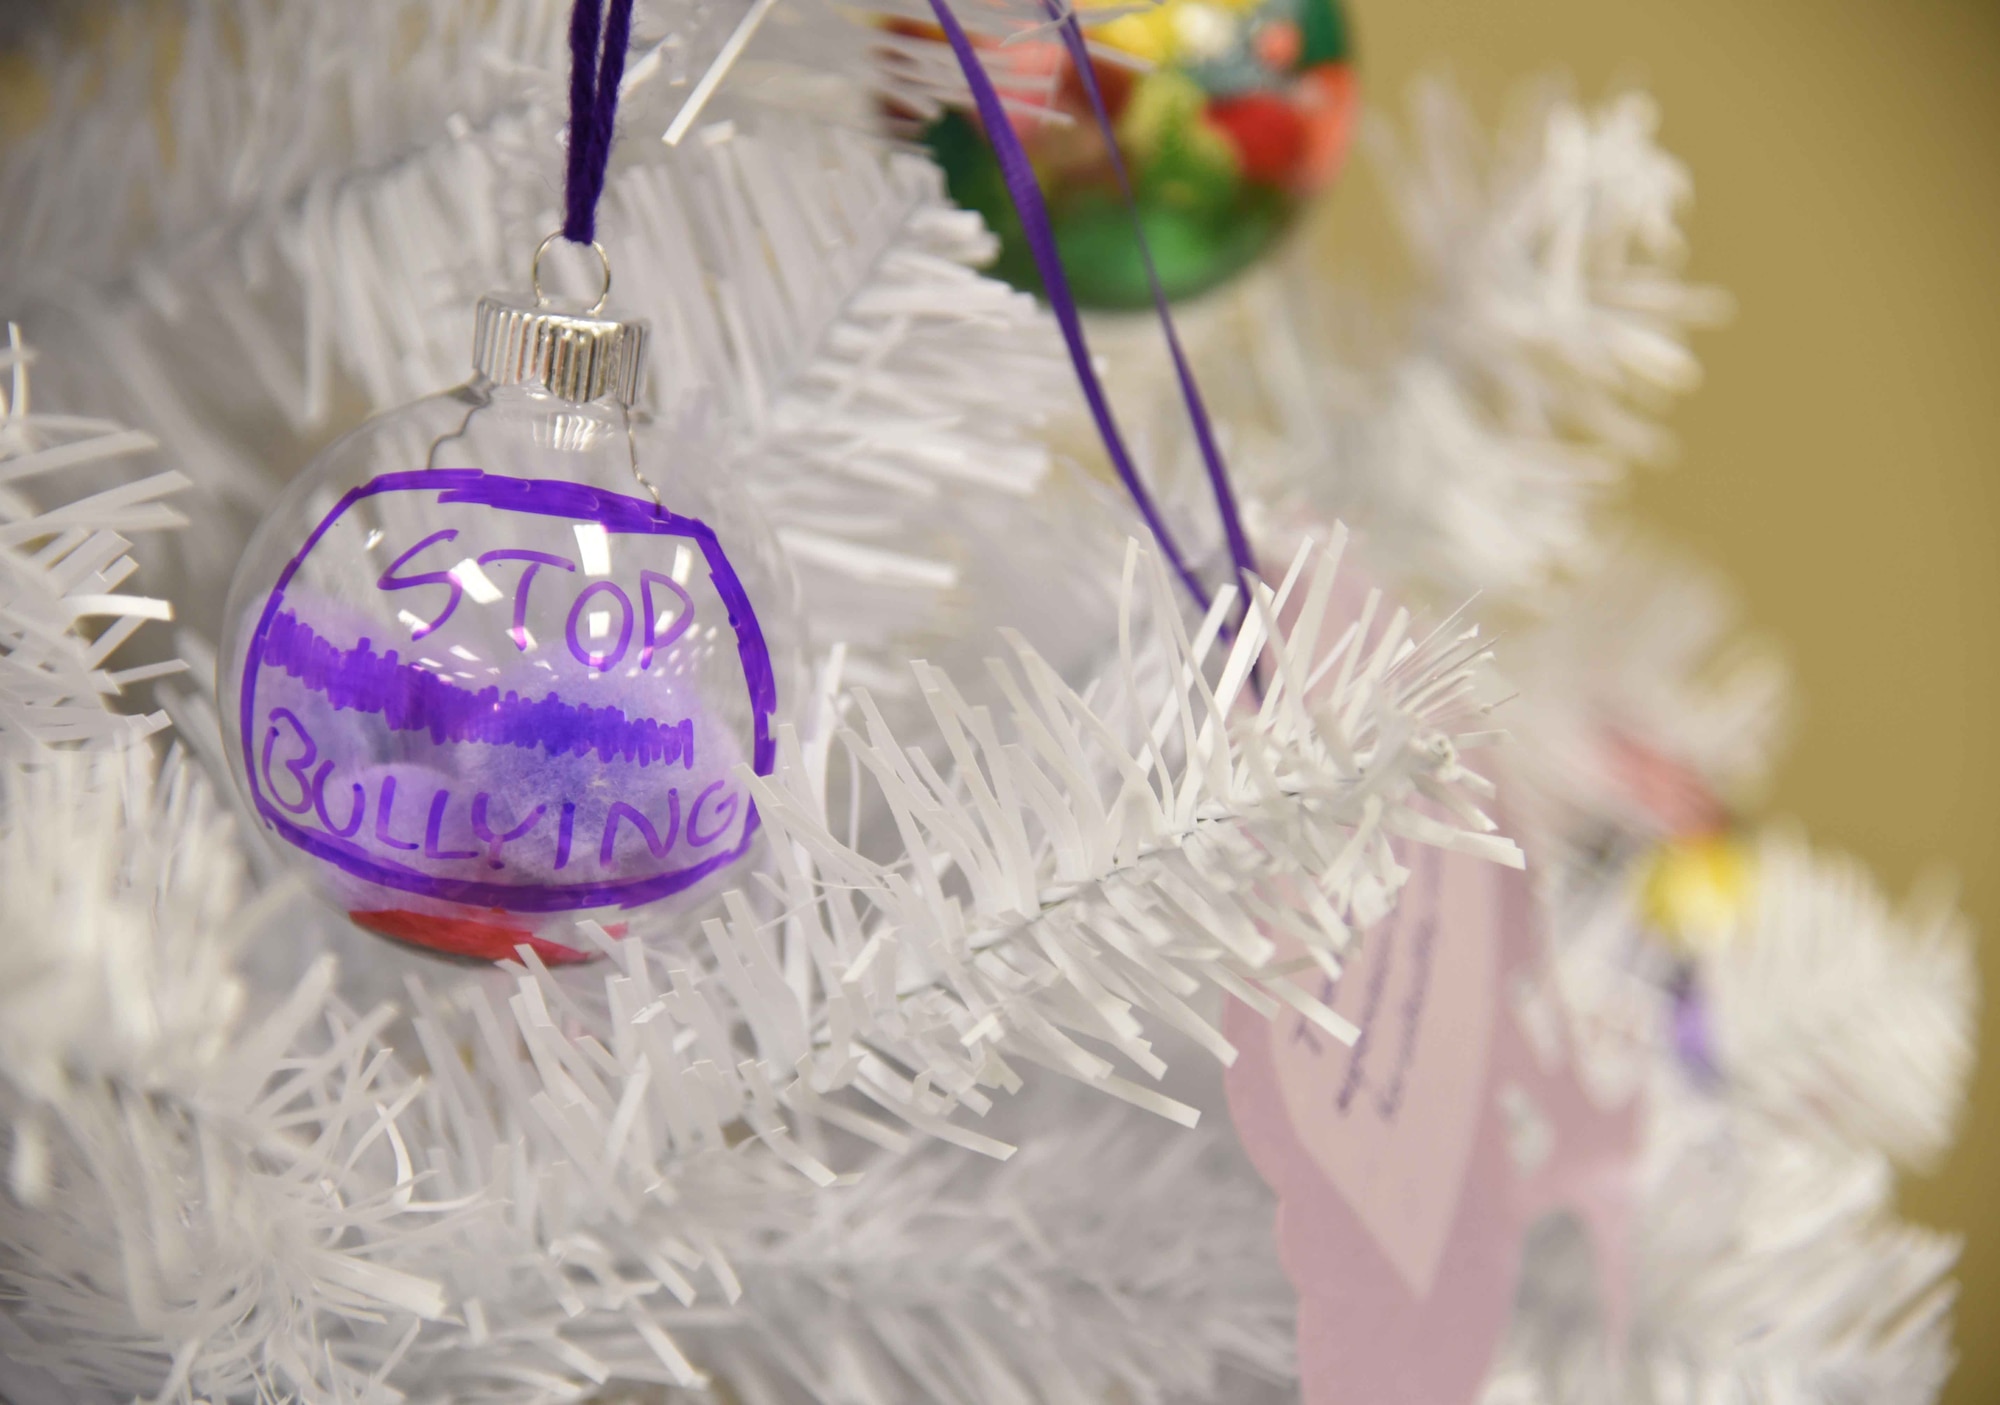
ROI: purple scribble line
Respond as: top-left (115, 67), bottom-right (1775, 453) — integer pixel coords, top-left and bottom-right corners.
top-left (259, 609), bottom-right (696, 769)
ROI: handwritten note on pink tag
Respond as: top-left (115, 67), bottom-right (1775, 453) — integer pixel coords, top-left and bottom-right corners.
top-left (1225, 841), bottom-right (1639, 1405)
top-left (1269, 843), bottom-right (1498, 1298)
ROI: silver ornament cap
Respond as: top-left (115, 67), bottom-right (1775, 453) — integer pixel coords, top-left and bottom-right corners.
top-left (472, 236), bottom-right (647, 405)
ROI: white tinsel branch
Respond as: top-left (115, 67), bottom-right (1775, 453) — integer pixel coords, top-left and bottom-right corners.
top-left (1633, 1104), bottom-right (1959, 1405)
top-left (1703, 829), bottom-right (1977, 1173)
top-left (1476, 826), bottom-right (1975, 1405)
top-left (667, 1104), bottom-right (1295, 1405)
top-left (1251, 81), bottom-right (1731, 600)
top-left (747, 531), bottom-right (1521, 1131)
top-left (0, 748), bottom-right (456, 1405)
top-left (0, 324), bottom-right (188, 757)
top-left (403, 1097), bottom-right (1294, 1404)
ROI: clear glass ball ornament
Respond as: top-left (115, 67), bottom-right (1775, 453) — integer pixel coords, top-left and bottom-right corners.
top-left (219, 250), bottom-right (804, 964)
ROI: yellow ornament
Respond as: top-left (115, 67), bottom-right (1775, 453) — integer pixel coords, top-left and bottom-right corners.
top-left (1640, 831), bottom-right (1754, 951)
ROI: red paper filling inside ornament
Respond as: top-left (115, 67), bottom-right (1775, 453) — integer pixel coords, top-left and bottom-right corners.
top-left (350, 908), bottom-right (600, 965)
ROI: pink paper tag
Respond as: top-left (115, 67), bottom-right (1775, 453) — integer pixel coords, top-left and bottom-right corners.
top-left (1225, 841), bottom-right (1639, 1405)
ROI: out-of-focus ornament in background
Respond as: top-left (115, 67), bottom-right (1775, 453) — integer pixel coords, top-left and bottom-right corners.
top-left (1642, 829), bottom-right (1753, 952)
top-left (217, 245), bottom-right (802, 964)
top-left (899, 0), bottom-right (1358, 307)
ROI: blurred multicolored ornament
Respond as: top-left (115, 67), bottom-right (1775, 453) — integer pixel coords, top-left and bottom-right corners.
top-left (907, 0), bottom-right (1357, 308)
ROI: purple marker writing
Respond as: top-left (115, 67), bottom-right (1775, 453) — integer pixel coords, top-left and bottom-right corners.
top-left (235, 470), bottom-right (778, 919)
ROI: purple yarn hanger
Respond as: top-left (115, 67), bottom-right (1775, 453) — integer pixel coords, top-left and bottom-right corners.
top-left (563, 0), bottom-right (638, 245)
top-left (926, 0), bottom-right (1214, 615)
top-left (1046, 4), bottom-right (1260, 603)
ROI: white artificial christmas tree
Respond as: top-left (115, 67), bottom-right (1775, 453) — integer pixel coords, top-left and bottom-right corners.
top-left (0, 3), bottom-right (1975, 1403)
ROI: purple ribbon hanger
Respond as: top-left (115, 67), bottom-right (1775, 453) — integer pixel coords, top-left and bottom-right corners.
top-left (1045, 3), bottom-right (1260, 602)
top-left (564, 0), bottom-right (638, 244)
top-left (926, 0), bottom-right (1216, 615)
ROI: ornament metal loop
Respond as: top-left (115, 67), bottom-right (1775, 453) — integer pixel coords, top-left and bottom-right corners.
top-left (531, 232), bottom-right (613, 314)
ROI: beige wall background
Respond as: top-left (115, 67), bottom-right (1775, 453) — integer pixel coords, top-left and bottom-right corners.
top-left (1315, 1), bottom-right (2000, 1398)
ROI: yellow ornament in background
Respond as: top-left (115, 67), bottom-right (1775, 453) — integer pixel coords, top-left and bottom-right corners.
top-left (1641, 831), bottom-right (1755, 952)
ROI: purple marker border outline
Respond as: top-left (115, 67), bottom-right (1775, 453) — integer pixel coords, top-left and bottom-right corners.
top-left (241, 469), bottom-right (778, 912)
